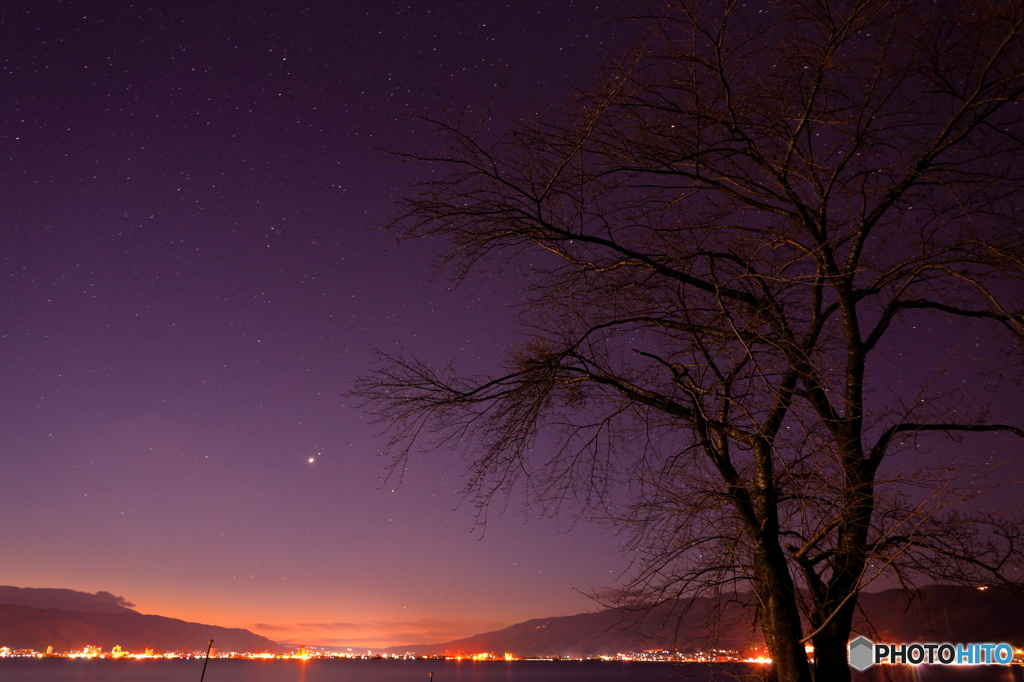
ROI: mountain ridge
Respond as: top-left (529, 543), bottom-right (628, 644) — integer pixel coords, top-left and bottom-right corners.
top-left (382, 585), bottom-right (1024, 657)
top-left (5, 584), bottom-right (1021, 657)
top-left (0, 586), bottom-right (138, 614)
top-left (0, 587), bottom-right (284, 654)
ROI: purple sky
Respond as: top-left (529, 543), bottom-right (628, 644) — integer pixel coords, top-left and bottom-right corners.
top-left (3, 0), bottom-right (1023, 652)
top-left (0, 0), bottom-right (636, 648)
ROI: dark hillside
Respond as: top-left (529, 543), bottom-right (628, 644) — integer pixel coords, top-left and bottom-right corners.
top-left (0, 604), bottom-right (284, 654)
top-left (384, 585), bottom-right (1024, 657)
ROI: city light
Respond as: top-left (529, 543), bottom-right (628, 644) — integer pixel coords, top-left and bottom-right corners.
top-left (3, 643), bottom-right (1016, 666)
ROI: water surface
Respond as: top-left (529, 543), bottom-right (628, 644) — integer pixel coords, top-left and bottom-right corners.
top-left (1, 659), bottom-right (1020, 682)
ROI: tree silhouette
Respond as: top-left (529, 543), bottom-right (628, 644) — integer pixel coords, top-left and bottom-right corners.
top-left (353, 1), bottom-right (1024, 679)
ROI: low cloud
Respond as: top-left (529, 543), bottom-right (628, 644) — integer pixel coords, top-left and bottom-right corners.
top-left (255, 617), bottom-right (506, 648)
top-left (361, 619), bottom-right (486, 643)
top-left (294, 622), bottom-right (361, 631)
top-left (251, 622), bottom-right (360, 630)
top-left (93, 591), bottom-right (136, 608)
top-left (252, 621), bottom-right (359, 633)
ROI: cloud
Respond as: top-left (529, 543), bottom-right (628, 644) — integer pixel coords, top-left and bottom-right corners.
top-left (294, 622), bottom-right (361, 631)
top-left (360, 619), bottom-right (484, 643)
top-left (93, 591), bottom-right (135, 608)
top-left (253, 617), bottom-right (506, 647)
top-left (252, 622), bottom-right (359, 633)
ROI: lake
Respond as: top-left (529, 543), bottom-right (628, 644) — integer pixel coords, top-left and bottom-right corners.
top-left (0, 659), bottom-right (1020, 681)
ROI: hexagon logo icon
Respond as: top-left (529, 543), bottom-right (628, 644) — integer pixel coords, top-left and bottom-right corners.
top-left (848, 636), bottom-right (874, 671)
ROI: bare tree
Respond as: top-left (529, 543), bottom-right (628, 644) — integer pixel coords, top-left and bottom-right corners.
top-left (352, 1), bottom-right (1024, 680)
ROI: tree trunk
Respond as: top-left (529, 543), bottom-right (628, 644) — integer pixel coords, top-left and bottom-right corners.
top-left (755, 547), bottom-right (814, 682)
top-left (812, 618), bottom-right (856, 682)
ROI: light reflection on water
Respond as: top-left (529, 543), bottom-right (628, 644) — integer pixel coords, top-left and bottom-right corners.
top-left (1, 659), bottom-right (1020, 682)
top-left (854, 664), bottom-right (1024, 682)
top-left (0, 659), bottom-right (758, 682)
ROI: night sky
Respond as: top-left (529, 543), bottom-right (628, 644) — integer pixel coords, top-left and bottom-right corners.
top-left (0, 0), bottom-right (634, 649)
top-left (5, 0), bottom-right (1024, 655)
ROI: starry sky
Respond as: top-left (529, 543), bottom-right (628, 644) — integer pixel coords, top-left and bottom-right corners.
top-left (0, 0), bottom-right (636, 649)
top-left (4, 0), bottom-right (1024, 655)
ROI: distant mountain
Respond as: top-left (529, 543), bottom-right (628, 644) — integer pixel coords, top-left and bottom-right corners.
top-left (384, 597), bottom-right (757, 657)
top-left (0, 586), bottom-right (138, 614)
top-left (384, 585), bottom-right (1024, 657)
top-left (854, 586), bottom-right (1024, 645)
top-left (0, 588), bottom-right (285, 654)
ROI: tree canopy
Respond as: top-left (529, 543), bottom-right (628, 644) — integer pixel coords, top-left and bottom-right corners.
top-left (353, 1), bottom-right (1024, 680)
